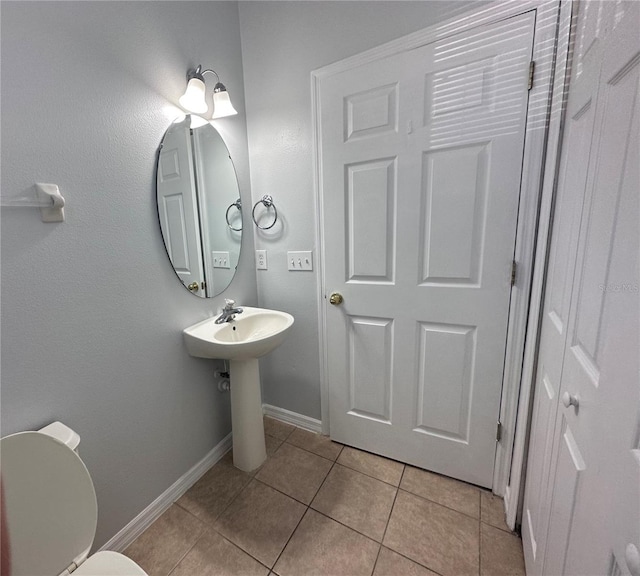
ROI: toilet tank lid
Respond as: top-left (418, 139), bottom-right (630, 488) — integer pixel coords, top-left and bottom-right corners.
top-left (38, 421), bottom-right (81, 451)
top-left (1, 431), bottom-right (97, 576)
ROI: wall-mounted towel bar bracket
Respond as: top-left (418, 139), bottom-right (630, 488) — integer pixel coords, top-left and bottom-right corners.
top-left (0, 183), bottom-right (65, 222)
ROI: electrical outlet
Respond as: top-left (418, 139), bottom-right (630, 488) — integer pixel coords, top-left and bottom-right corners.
top-left (256, 249), bottom-right (268, 270)
top-left (287, 251), bottom-right (313, 271)
top-left (212, 251), bottom-right (230, 269)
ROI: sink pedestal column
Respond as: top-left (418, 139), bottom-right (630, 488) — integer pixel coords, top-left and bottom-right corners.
top-left (229, 358), bottom-right (267, 472)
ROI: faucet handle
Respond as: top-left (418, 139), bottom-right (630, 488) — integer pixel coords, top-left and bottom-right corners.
top-left (224, 299), bottom-right (235, 309)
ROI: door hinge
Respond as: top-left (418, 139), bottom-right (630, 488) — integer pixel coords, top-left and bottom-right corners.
top-left (496, 421), bottom-right (503, 443)
top-left (528, 61), bottom-right (535, 90)
top-left (511, 260), bottom-right (517, 287)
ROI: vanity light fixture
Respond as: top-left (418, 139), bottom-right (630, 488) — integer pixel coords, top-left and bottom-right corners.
top-left (179, 65), bottom-right (238, 119)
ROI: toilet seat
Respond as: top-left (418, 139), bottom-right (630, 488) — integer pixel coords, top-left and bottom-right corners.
top-left (1, 431), bottom-right (146, 576)
top-left (72, 551), bottom-right (147, 575)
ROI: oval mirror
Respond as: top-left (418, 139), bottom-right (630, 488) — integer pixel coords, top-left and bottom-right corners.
top-left (156, 116), bottom-right (242, 297)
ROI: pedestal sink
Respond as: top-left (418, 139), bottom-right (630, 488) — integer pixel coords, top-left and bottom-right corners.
top-left (183, 307), bottom-right (294, 472)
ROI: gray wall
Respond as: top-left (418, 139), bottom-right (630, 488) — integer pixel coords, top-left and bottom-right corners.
top-left (1, 1), bottom-right (255, 548)
top-left (239, 0), bottom-right (480, 419)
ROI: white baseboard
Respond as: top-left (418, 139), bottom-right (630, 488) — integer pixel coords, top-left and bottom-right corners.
top-left (262, 404), bottom-right (322, 433)
top-left (101, 406), bottom-right (321, 552)
top-left (504, 485), bottom-right (517, 532)
top-left (100, 432), bottom-right (232, 553)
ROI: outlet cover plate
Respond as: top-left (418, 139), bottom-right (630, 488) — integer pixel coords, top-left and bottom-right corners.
top-left (256, 249), bottom-right (267, 270)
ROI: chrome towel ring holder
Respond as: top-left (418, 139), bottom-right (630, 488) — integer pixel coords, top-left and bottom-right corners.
top-left (225, 198), bottom-right (242, 231)
top-left (252, 195), bottom-right (278, 230)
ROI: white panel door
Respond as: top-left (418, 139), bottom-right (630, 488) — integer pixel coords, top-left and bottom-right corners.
top-left (523, 1), bottom-right (640, 574)
top-left (157, 122), bottom-right (205, 294)
top-left (547, 2), bottom-right (640, 574)
top-left (320, 13), bottom-right (535, 487)
top-left (521, 1), bottom-right (604, 571)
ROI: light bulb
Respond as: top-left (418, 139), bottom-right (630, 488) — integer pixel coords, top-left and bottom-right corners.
top-left (211, 85), bottom-right (238, 119)
top-left (179, 77), bottom-right (207, 114)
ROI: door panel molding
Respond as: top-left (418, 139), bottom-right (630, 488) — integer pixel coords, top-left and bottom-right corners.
top-left (419, 142), bottom-right (490, 286)
top-left (346, 157), bottom-right (397, 283)
top-left (344, 83), bottom-right (399, 141)
top-left (415, 321), bottom-right (476, 443)
top-left (347, 315), bottom-right (394, 424)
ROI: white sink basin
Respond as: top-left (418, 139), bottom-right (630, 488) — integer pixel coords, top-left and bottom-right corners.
top-left (183, 306), bottom-right (294, 360)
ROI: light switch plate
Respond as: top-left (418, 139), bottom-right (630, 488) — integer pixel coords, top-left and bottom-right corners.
top-left (212, 251), bottom-right (230, 269)
top-left (288, 251), bottom-right (313, 271)
top-left (256, 249), bottom-right (267, 270)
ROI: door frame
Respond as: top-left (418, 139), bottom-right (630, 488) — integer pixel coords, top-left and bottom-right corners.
top-left (311, 0), bottom-right (569, 529)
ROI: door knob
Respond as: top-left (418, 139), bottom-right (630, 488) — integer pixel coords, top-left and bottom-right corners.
top-left (329, 292), bottom-right (344, 305)
top-left (626, 544), bottom-right (640, 576)
top-left (187, 282), bottom-right (199, 292)
top-left (562, 392), bottom-right (579, 409)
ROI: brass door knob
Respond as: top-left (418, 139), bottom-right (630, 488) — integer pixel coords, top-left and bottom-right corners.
top-left (187, 282), bottom-right (199, 292)
top-left (329, 292), bottom-right (344, 305)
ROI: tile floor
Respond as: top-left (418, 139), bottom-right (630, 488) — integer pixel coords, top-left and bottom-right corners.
top-left (124, 417), bottom-right (525, 576)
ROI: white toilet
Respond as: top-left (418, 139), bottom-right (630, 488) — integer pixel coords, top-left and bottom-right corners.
top-left (1, 422), bottom-right (148, 576)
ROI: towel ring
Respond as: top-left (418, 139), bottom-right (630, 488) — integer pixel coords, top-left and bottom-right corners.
top-left (252, 195), bottom-right (278, 230)
top-left (225, 199), bottom-right (242, 231)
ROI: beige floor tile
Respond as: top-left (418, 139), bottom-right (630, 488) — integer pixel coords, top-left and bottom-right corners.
top-left (255, 443), bottom-right (333, 504)
top-left (373, 547), bottom-right (439, 576)
top-left (177, 453), bottom-right (252, 524)
top-left (480, 523), bottom-right (525, 576)
top-left (401, 465), bottom-right (480, 519)
top-left (383, 490), bottom-right (480, 576)
top-left (265, 434), bottom-right (284, 456)
top-left (169, 530), bottom-right (269, 576)
top-left (311, 464), bottom-right (396, 541)
top-left (337, 446), bottom-right (404, 486)
top-left (263, 416), bottom-right (295, 440)
top-left (227, 442), bottom-right (281, 479)
top-left (124, 505), bottom-right (205, 576)
top-left (273, 509), bottom-right (379, 576)
top-left (215, 479), bottom-right (306, 568)
top-left (286, 427), bottom-right (343, 461)
top-left (480, 491), bottom-right (510, 532)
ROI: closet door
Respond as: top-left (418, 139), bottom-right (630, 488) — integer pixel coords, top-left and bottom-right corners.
top-left (521, 2), bottom-right (601, 572)
top-left (550, 2), bottom-right (639, 573)
top-left (523, 2), bottom-right (640, 574)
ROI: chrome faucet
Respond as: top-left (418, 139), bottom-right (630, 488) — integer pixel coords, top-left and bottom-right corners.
top-left (215, 299), bottom-right (243, 324)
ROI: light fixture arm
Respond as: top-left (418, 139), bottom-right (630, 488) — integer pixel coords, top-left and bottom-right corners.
top-left (200, 68), bottom-right (221, 83)
top-left (187, 65), bottom-right (220, 85)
